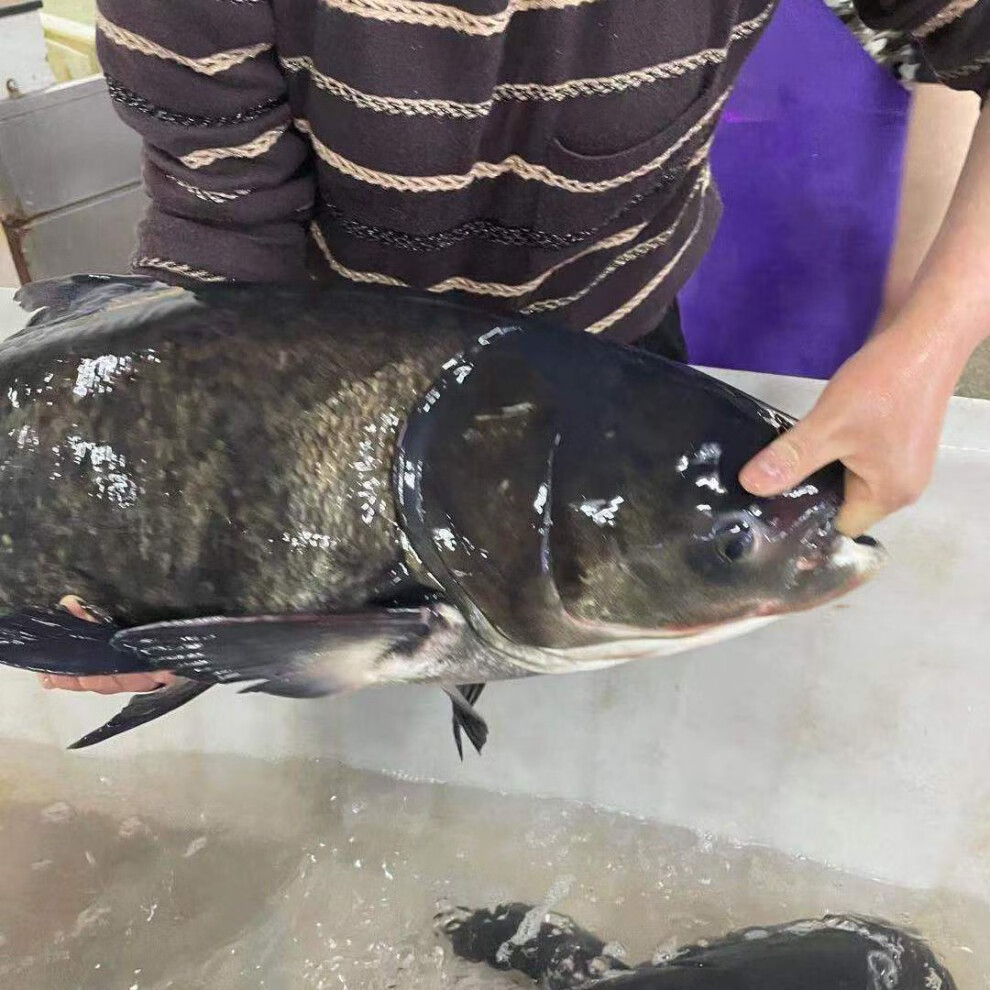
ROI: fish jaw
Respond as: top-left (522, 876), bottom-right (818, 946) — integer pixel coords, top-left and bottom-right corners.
top-left (469, 534), bottom-right (886, 676)
top-left (531, 614), bottom-right (782, 673)
top-left (757, 532), bottom-right (888, 620)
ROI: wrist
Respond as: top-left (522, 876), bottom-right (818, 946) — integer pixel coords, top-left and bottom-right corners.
top-left (882, 281), bottom-right (988, 377)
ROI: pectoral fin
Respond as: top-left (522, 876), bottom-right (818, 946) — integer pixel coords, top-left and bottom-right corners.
top-left (111, 610), bottom-right (433, 697)
top-left (68, 678), bottom-right (212, 750)
top-left (2, 604), bottom-right (492, 754)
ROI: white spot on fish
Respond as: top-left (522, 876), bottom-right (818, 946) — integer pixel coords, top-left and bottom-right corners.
top-left (432, 527), bottom-right (458, 552)
top-left (72, 355), bottom-right (134, 398)
top-left (695, 474), bottom-right (727, 494)
top-left (478, 325), bottom-right (520, 346)
top-left (13, 425), bottom-right (38, 449)
top-left (782, 483), bottom-right (819, 499)
top-left (578, 496), bottom-right (624, 527)
top-left (282, 530), bottom-right (336, 552)
top-left (755, 405), bottom-right (794, 433)
top-left (533, 483), bottom-right (549, 514)
top-left (64, 435), bottom-right (139, 507)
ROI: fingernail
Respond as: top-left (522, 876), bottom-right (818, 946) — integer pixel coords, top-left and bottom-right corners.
top-left (76, 599), bottom-right (114, 625)
top-left (759, 451), bottom-right (789, 481)
top-left (41, 675), bottom-right (53, 690)
top-left (741, 458), bottom-right (783, 494)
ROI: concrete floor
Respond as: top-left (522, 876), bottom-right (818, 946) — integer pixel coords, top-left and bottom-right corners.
top-left (958, 339), bottom-right (990, 400)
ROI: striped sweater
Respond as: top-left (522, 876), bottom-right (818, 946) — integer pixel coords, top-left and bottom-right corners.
top-left (97, 0), bottom-right (990, 341)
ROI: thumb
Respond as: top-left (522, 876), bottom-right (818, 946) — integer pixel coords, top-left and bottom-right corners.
top-left (739, 414), bottom-right (839, 498)
top-left (834, 472), bottom-right (886, 538)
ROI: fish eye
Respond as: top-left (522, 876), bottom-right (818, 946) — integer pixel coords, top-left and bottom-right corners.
top-left (712, 518), bottom-right (755, 563)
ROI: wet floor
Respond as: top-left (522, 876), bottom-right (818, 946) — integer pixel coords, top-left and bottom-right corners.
top-left (0, 741), bottom-right (986, 990)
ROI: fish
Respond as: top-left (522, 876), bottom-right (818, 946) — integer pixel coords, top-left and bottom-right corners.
top-left (435, 902), bottom-right (957, 989)
top-left (0, 274), bottom-right (886, 753)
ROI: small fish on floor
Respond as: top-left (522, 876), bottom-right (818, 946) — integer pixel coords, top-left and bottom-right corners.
top-left (436, 901), bottom-right (956, 989)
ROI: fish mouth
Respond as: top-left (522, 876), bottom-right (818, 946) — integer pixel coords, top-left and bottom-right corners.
top-left (755, 519), bottom-right (888, 621)
top-left (786, 499), bottom-right (886, 573)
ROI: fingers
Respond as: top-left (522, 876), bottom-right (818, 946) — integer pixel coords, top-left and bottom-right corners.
top-left (39, 596), bottom-right (178, 695)
top-left (835, 460), bottom-right (929, 537)
top-left (834, 474), bottom-right (888, 538)
top-left (739, 411), bottom-right (841, 498)
top-left (39, 671), bottom-right (174, 694)
top-left (58, 595), bottom-right (112, 624)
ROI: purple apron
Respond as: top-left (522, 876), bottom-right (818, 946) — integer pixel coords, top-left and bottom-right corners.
top-left (678, 0), bottom-right (911, 379)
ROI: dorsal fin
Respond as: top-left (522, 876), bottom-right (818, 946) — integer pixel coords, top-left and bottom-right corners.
top-left (11, 274), bottom-right (179, 331)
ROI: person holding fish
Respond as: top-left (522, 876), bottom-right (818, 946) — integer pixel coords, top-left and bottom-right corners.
top-left (28, 0), bottom-right (990, 697)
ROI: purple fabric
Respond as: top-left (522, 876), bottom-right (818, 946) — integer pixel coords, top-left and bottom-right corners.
top-left (679, 0), bottom-right (911, 378)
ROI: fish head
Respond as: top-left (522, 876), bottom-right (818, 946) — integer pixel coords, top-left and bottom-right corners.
top-left (548, 364), bottom-right (887, 644)
top-left (397, 327), bottom-right (887, 665)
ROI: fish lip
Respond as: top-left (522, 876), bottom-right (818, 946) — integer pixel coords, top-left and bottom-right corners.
top-left (787, 503), bottom-right (885, 576)
top-left (756, 534), bottom-right (888, 619)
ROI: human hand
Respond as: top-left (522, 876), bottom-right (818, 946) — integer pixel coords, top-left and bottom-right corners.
top-left (739, 321), bottom-right (961, 537)
top-left (37, 596), bottom-right (176, 695)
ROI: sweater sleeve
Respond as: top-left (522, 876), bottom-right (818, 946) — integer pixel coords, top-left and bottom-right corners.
top-left (95, 0), bottom-right (315, 285)
top-left (855, 1), bottom-right (990, 97)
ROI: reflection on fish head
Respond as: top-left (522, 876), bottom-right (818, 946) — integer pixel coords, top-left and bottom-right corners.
top-left (547, 367), bottom-right (887, 644)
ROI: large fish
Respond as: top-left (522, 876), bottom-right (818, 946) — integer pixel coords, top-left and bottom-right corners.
top-left (0, 275), bottom-right (885, 753)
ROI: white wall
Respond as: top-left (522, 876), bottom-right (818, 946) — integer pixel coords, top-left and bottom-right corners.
top-left (0, 8), bottom-right (56, 100)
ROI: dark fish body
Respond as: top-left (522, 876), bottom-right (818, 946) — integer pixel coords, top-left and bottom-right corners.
top-left (437, 903), bottom-right (956, 990)
top-left (0, 276), bottom-right (886, 751)
top-left (0, 280), bottom-right (476, 623)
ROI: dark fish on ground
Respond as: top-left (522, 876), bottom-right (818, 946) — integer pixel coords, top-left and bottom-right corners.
top-left (436, 901), bottom-right (956, 989)
top-left (0, 275), bottom-right (885, 753)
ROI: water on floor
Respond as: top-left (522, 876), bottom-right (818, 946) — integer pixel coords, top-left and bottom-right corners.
top-left (0, 741), bottom-right (986, 990)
